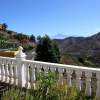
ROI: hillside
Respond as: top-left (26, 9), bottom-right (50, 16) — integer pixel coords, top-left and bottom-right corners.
top-left (0, 27), bottom-right (35, 51)
top-left (54, 32), bottom-right (100, 67)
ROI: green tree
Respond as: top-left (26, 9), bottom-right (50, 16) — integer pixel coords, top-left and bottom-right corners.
top-left (30, 34), bottom-right (36, 42)
top-left (52, 41), bottom-right (61, 63)
top-left (35, 35), bottom-right (60, 63)
top-left (14, 33), bottom-right (29, 41)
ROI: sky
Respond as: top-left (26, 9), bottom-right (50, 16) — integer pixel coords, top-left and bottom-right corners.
top-left (0, 0), bottom-right (99, 38)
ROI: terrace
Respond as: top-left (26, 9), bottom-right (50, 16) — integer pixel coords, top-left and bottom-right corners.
top-left (0, 46), bottom-right (100, 99)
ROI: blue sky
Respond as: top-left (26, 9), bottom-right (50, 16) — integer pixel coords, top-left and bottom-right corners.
top-left (0, 0), bottom-right (99, 38)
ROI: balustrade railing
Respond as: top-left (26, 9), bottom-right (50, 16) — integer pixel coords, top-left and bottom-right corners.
top-left (0, 46), bottom-right (100, 99)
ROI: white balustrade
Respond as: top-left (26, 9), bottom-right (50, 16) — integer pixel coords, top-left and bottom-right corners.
top-left (0, 46), bottom-right (100, 99)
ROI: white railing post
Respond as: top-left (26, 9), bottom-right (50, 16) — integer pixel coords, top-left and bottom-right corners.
top-left (16, 46), bottom-right (26, 87)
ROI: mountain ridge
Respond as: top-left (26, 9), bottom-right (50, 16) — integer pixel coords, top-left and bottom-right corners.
top-left (54, 32), bottom-right (100, 67)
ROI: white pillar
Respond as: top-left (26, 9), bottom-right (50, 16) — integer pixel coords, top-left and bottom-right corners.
top-left (16, 46), bottom-right (26, 87)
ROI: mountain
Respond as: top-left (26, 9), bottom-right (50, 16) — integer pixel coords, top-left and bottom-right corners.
top-left (54, 32), bottom-right (100, 67)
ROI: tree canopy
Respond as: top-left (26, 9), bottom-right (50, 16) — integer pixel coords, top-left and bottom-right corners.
top-left (35, 35), bottom-right (60, 63)
top-left (30, 34), bottom-right (35, 42)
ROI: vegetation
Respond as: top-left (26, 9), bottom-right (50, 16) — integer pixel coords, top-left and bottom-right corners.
top-left (0, 40), bottom-right (19, 49)
top-left (23, 45), bottom-right (35, 52)
top-left (60, 53), bottom-right (97, 67)
top-left (35, 35), bottom-right (60, 63)
top-left (30, 34), bottom-right (36, 43)
top-left (60, 54), bottom-right (82, 66)
top-left (1, 71), bottom-right (96, 100)
top-left (52, 41), bottom-right (61, 63)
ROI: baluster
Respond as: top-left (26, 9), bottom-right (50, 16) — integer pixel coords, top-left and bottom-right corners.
top-left (1, 59), bottom-right (5, 82)
top-left (36, 64), bottom-right (41, 75)
top-left (35, 67), bottom-right (38, 82)
top-left (13, 61), bottom-right (18, 86)
top-left (63, 69), bottom-right (67, 84)
top-left (29, 65), bottom-right (32, 87)
top-left (71, 70), bottom-right (76, 86)
top-left (30, 64), bottom-right (36, 89)
top-left (9, 61), bottom-right (14, 84)
top-left (76, 70), bottom-right (81, 91)
top-left (55, 67), bottom-right (59, 81)
top-left (5, 60), bottom-right (9, 83)
top-left (85, 72), bottom-right (92, 96)
top-left (91, 73), bottom-right (97, 98)
top-left (43, 65), bottom-right (48, 72)
top-left (40, 66), bottom-right (45, 77)
top-left (47, 66), bottom-right (50, 73)
top-left (8, 61), bottom-right (12, 84)
top-left (41, 66), bottom-right (44, 72)
top-left (66, 69), bottom-right (72, 86)
top-left (25, 63), bottom-right (30, 88)
top-left (58, 68), bottom-right (64, 85)
top-left (48, 66), bottom-right (54, 73)
top-left (96, 72), bottom-right (100, 100)
top-left (81, 71), bottom-right (86, 94)
top-left (47, 66), bottom-right (52, 76)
